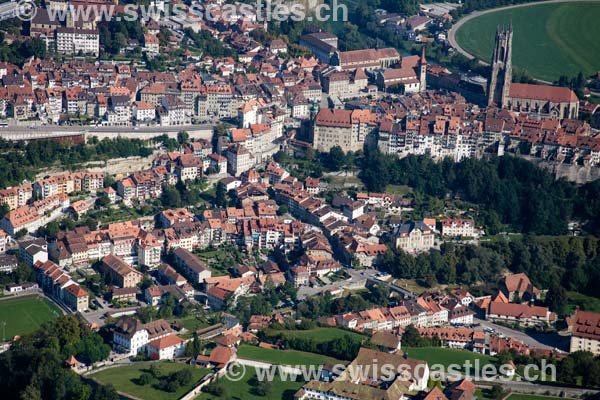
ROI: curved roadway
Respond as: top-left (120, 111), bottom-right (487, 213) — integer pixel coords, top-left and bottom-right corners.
top-left (448, 0), bottom-right (592, 66)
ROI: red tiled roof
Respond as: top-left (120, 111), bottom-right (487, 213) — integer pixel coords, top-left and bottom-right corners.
top-left (147, 334), bottom-right (183, 350)
top-left (573, 310), bottom-right (600, 341)
top-left (509, 83), bottom-right (578, 103)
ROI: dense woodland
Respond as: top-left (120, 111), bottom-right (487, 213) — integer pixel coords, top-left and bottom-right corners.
top-left (360, 150), bottom-right (600, 235)
top-left (357, 151), bottom-right (600, 313)
top-left (382, 236), bottom-right (600, 313)
top-left (0, 315), bottom-right (115, 400)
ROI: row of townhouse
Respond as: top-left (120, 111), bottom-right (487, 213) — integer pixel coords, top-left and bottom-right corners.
top-left (50, 221), bottom-right (150, 267)
top-left (34, 172), bottom-right (104, 199)
top-left (335, 292), bottom-right (474, 333)
top-left (34, 260), bottom-right (89, 312)
top-left (0, 184), bottom-right (33, 211)
top-left (0, 194), bottom-right (70, 235)
top-left (50, 201), bottom-right (310, 269)
top-left (273, 183), bottom-right (348, 229)
top-left (153, 147), bottom-right (228, 181)
top-left (375, 101), bottom-right (599, 165)
top-left (0, 171), bottom-right (102, 212)
top-left (116, 166), bottom-right (174, 204)
top-left (419, 326), bottom-right (486, 352)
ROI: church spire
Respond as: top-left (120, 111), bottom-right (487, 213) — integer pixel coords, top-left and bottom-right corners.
top-left (420, 47), bottom-right (427, 65)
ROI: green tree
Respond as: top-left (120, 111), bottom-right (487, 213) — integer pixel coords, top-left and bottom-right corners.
top-left (277, 204), bottom-right (288, 216)
top-left (161, 185), bottom-right (182, 208)
top-left (215, 181), bottom-right (227, 208)
top-left (546, 284), bottom-right (567, 315)
top-left (177, 131), bottom-right (189, 145)
top-left (326, 146), bottom-right (346, 171)
top-left (401, 325), bottom-right (422, 347)
top-left (137, 372), bottom-right (153, 386)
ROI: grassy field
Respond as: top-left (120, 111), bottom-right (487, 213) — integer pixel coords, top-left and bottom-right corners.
top-left (237, 344), bottom-right (345, 366)
top-left (197, 368), bottom-right (303, 400)
top-left (455, 1), bottom-right (600, 81)
top-left (264, 327), bottom-right (366, 344)
top-left (385, 185), bottom-right (413, 196)
top-left (402, 347), bottom-right (495, 371)
top-left (0, 296), bottom-right (62, 338)
top-left (91, 361), bottom-right (210, 400)
top-left (566, 291), bottom-right (600, 314)
top-left (170, 316), bottom-right (212, 333)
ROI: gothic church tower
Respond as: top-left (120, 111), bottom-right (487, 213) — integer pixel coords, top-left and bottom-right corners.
top-left (419, 47), bottom-right (427, 92)
top-left (487, 25), bottom-right (513, 107)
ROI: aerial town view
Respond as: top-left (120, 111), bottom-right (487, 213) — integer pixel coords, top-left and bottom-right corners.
top-left (1, 0), bottom-right (600, 399)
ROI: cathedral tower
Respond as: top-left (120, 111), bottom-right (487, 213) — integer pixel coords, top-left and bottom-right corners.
top-left (487, 25), bottom-right (513, 107)
top-left (419, 47), bottom-right (427, 92)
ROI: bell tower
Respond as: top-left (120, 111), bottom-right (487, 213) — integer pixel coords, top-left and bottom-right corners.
top-left (419, 47), bottom-right (427, 92)
top-left (487, 24), bottom-right (513, 107)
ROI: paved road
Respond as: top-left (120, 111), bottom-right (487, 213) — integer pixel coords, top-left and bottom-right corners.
top-left (474, 316), bottom-right (569, 351)
top-left (0, 123), bottom-right (216, 141)
top-left (0, 2), bottom-right (21, 22)
top-left (447, 0), bottom-right (586, 84)
top-left (1, 123), bottom-right (215, 133)
top-left (297, 268), bottom-right (375, 299)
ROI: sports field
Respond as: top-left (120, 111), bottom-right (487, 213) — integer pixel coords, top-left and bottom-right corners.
top-left (0, 296), bottom-right (62, 339)
top-left (455, 1), bottom-right (600, 81)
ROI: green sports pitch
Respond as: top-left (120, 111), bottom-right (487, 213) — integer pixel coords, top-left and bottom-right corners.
top-left (455, 1), bottom-right (600, 82)
top-left (0, 296), bottom-right (62, 339)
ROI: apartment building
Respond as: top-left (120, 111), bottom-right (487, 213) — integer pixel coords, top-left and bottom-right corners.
top-left (441, 218), bottom-right (476, 237)
top-left (226, 144), bottom-right (254, 176)
top-left (99, 254), bottom-right (143, 288)
top-left (172, 247), bottom-right (211, 284)
top-left (570, 310), bottom-right (600, 355)
top-left (55, 27), bottom-right (99, 56)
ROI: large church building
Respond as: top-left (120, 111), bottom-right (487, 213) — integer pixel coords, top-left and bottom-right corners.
top-left (488, 26), bottom-right (579, 119)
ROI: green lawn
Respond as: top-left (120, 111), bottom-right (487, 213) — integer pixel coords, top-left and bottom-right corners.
top-left (566, 291), bottom-right (600, 314)
top-left (264, 327), bottom-right (366, 344)
top-left (197, 368), bottom-right (303, 400)
top-left (170, 316), bottom-right (212, 333)
top-left (0, 296), bottom-right (62, 339)
top-left (401, 347), bottom-right (495, 371)
top-left (385, 185), bottom-right (413, 195)
top-left (90, 361), bottom-right (210, 400)
top-left (237, 344), bottom-right (345, 366)
top-left (455, 1), bottom-right (600, 81)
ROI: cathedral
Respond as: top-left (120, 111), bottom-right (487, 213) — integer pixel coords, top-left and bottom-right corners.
top-left (488, 26), bottom-right (579, 119)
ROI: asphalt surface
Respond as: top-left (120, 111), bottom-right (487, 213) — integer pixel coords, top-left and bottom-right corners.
top-left (474, 316), bottom-right (569, 351)
top-left (1, 123), bottom-right (215, 133)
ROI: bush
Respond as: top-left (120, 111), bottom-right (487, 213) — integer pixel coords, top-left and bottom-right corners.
top-left (202, 381), bottom-right (225, 396)
top-left (172, 369), bottom-right (193, 386)
top-left (137, 372), bottom-right (153, 386)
